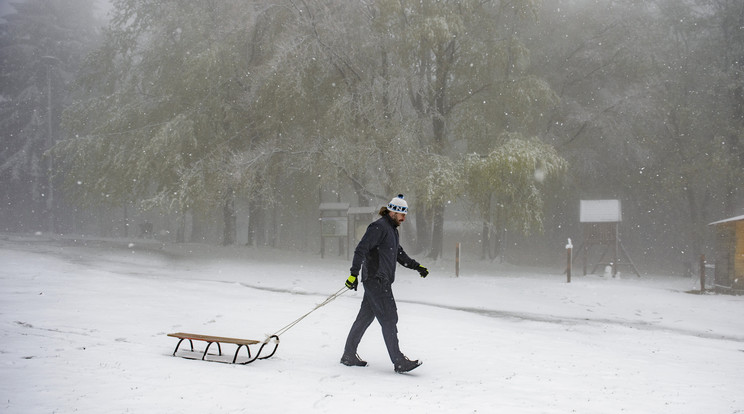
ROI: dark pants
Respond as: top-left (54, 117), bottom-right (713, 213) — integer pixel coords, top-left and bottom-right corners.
top-left (343, 278), bottom-right (404, 364)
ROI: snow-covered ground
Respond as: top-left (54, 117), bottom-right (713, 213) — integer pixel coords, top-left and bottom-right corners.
top-left (1, 234), bottom-right (743, 413)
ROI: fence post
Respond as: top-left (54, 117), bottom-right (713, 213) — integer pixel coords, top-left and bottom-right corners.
top-left (566, 238), bottom-right (573, 283)
top-left (699, 254), bottom-right (706, 293)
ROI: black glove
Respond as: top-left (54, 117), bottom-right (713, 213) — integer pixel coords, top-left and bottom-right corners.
top-left (416, 265), bottom-right (429, 278)
top-left (345, 275), bottom-right (358, 290)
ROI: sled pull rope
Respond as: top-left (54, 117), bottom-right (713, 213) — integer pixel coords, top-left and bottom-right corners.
top-left (266, 286), bottom-right (348, 341)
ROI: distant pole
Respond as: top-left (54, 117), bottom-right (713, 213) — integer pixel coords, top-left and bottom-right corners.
top-left (455, 242), bottom-right (460, 277)
top-left (699, 254), bottom-right (706, 293)
top-left (566, 238), bottom-right (573, 283)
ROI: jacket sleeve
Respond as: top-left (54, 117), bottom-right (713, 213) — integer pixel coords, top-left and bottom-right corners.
top-left (396, 245), bottom-right (420, 270)
top-left (349, 222), bottom-right (383, 276)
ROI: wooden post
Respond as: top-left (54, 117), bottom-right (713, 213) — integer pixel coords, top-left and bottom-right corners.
top-left (455, 242), bottom-right (461, 277)
top-left (699, 254), bottom-right (706, 293)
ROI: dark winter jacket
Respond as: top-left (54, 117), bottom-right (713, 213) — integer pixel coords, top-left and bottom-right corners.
top-left (350, 213), bottom-right (420, 284)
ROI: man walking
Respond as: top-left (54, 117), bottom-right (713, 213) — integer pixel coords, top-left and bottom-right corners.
top-left (341, 194), bottom-right (429, 373)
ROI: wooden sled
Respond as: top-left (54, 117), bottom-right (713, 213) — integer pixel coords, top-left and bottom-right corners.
top-left (167, 332), bottom-right (280, 364)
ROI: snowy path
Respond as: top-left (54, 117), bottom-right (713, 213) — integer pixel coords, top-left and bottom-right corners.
top-left (1, 235), bottom-right (743, 413)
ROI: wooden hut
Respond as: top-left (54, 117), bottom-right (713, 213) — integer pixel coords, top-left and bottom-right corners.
top-left (709, 215), bottom-right (744, 293)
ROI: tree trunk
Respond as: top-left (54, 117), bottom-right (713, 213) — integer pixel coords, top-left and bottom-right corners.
top-left (494, 207), bottom-right (506, 262)
top-left (428, 203), bottom-right (445, 259)
top-left (426, 44), bottom-right (450, 260)
top-left (414, 202), bottom-right (431, 254)
top-left (481, 221), bottom-right (490, 260)
top-left (222, 192), bottom-right (236, 246)
top-left (247, 199), bottom-right (266, 246)
top-left (683, 182), bottom-right (703, 264)
top-left (190, 213), bottom-right (205, 243)
top-left (270, 206), bottom-right (278, 248)
top-left (480, 196), bottom-right (492, 260)
top-left (176, 212), bottom-right (186, 243)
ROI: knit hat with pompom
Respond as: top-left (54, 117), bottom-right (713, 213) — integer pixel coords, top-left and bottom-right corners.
top-left (387, 194), bottom-right (408, 214)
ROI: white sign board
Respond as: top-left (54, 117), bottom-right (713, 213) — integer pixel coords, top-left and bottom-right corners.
top-left (580, 200), bottom-right (622, 223)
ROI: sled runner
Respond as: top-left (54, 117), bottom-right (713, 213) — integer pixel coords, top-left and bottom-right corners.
top-left (167, 332), bottom-right (280, 364)
top-left (166, 286), bottom-right (347, 365)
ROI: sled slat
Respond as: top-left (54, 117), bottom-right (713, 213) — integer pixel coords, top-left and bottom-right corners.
top-left (168, 332), bottom-right (260, 346)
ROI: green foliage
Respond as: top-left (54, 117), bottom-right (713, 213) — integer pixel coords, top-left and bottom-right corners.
top-left (42, 0), bottom-right (742, 262)
top-left (59, 1), bottom-right (256, 215)
top-left (417, 153), bottom-right (463, 210)
top-left (464, 136), bottom-right (567, 235)
top-left (371, 0), bottom-right (550, 255)
top-left (55, 0), bottom-right (567, 248)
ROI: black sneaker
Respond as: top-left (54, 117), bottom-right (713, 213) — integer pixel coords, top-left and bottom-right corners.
top-left (340, 353), bottom-right (368, 367)
top-left (394, 357), bottom-right (421, 373)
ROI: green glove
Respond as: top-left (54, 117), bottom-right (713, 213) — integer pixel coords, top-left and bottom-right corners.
top-left (345, 275), bottom-right (358, 290)
top-left (416, 265), bottom-right (429, 278)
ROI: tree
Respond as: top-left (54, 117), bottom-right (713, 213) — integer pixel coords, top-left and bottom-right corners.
top-left (58, 0), bottom-right (262, 243)
top-left (246, 0), bottom-right (428, 213)
top-left (464, 136), bottom-right (567, 259)
top-left (372, 0), bottom-right (555, 258)
top-left (638, 0), bottom-right (744, 262)
top-left (707, 0), bottom-right (744, 216)
top-left (523, 0), bottom-right (662, 255)
top-left (0, 0), bottom-right (99, 233)
top-left (529, 0), bottom-right (744, 267)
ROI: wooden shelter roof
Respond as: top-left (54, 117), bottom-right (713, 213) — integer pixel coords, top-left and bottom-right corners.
top-left (708, 215), bottom-right (744, 226)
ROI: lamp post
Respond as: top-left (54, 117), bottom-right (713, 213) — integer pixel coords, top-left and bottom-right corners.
top-left (41, 55), bottom-right (60, 234)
